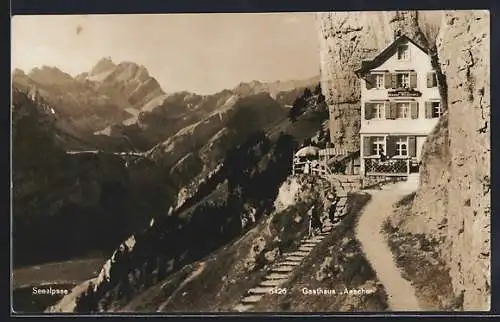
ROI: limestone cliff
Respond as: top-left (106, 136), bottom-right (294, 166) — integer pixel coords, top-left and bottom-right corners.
top-left (317, 10), bottom-right (490, 310)
top-left (411, 11), bottom-right (490, 310)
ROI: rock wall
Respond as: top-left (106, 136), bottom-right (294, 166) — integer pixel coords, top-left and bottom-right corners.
top-left (413, 10), bottom-right (490, 310)
top-left (317, 10), bottom-right (490, 310)
top-left (325, 174), bottom-right (362, 193)
top-left (361, 175), bottom-right (407, 190)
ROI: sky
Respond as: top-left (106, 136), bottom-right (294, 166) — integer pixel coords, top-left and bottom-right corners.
top-left (11, 13), bottom-right (320, 95)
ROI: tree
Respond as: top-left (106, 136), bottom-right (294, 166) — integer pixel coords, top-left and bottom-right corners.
top-left (314, 83), bottom-right (322, 95)
top-left (288, 107), bottom-right (297, 122)
top-left (288, 96), bottom-right (306, 122)
top-left (303, 88), bottom-right (312, 99)
top-left (317, 93), bottom-right (326, 104)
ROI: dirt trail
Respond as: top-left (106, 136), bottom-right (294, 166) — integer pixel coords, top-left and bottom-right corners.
top-left (356, 177), bottom-right (422, 311)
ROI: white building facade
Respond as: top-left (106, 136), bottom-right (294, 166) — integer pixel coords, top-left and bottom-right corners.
top-left (356, 35), bottom-right (442, 177)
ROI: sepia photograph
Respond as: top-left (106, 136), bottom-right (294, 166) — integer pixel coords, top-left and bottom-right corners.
top-left (11, 10), bottom-right (490, 314)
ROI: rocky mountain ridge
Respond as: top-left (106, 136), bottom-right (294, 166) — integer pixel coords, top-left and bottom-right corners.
top-left (13, 58), bottom-right (320, 153)
top-left (13, 59), bottom-right (165, 135)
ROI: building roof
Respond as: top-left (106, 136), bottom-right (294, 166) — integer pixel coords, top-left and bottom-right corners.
top-left (360, 119), bottom-right (438, 136)
top-left (355, 35), bottom-right (429, 76)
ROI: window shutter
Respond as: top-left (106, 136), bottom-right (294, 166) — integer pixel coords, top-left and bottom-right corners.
top-left (364, 103), bottom-right (373, 120)
top-left (425, 102), bottom-right (433, 118)
top-left (391, 73), bottom-right (398, 89)
top-left (386, 136), bottom-right (395, 157)
top-left (410, 102), bottom-right (419, 119)
top-left (409, 136), bottom-right (417, 157)
top-left (433, 73), bottom-right (438, 87)
top-left (384, 102), bottom-right (391, 119)
top-left (409, 72), bottom-right (417, 89)
top-left (390, 102), bottom-right (397, 119)
top-left (384, 72), bottom-right (392, 89)
top-left (365, 74), bottom-right (374, 89)
top-left (363, 137), bottom-right (373, 156)
top-left (426, 72), bottom-right (434, 88)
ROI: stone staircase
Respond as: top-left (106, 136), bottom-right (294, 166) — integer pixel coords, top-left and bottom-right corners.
top-left (231, 195), bottom-right (349, 312)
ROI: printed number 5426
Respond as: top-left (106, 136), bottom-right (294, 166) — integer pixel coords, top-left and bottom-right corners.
top-left (268, 287), bottom-right (287, 295)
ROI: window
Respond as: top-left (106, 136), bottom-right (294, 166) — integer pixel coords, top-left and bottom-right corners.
top-left (397, 45), bottom-right (409, 60)
top-left (396, 73), bottom-right (409, 88)
top-left (432, 101), bottom-right (442, 118)
top-left (375, 74), bottom-right (384, 89)
top-left (374, 103), bottom-right (385, 119)
top-left (397, 102), bottom-right (410, 119)
top-left (427, 71), bottom-right (438, 87)
top-left (395, 137), bottom-right (408, 156)
top-left (372, 137), bottom-right (385, 156)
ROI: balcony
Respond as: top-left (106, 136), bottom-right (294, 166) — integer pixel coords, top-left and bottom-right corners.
top-left (364, 156), bottom-right (414, 176)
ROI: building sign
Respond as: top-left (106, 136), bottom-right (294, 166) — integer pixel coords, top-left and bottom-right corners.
top-left (388, 89), bottom-right (422, 97)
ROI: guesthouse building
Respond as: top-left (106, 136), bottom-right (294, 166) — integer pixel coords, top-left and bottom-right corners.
top-left (355, 35), bottom-right (442, 177)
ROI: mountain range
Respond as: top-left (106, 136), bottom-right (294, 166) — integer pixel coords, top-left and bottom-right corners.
top-left (12, 58), bottom-right (321, 190)
top-left (12, 58), bottom-right (319, 140)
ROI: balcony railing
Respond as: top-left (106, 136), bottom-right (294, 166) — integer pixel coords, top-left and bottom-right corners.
top-left (364, 156), bottom-right (410, 176)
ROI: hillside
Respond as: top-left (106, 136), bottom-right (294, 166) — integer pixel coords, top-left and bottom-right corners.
top-left (41, 89), bottom-right (329, 313)
top-left (12, 90), bottom-right (179, 267)
top-left (112, 184), bottom-right (386, 313)
top-left (12, 64), bottom-right (328, 309)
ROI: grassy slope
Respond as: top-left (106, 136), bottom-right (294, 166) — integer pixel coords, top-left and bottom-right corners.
top-left (118, 192), bottom-right (388, 313)
top-left (115, 177), bottom-right (312, 312)
top-left (251, 193), bottom-right (388, 312)
top-left (382, 193), bottom-right (461, 310)
top-left (118, 214), bottom-right (278, 312)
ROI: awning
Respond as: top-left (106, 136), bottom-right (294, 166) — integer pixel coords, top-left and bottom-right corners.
top-left (295, 146), bottom-right (320, 157)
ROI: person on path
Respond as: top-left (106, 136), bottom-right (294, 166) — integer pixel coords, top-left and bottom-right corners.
top-left (329, 197), bottom-right (338, 224)
top-left (307, 205), bottom-right (314, 237)
top-left (304, 160), bottom-right (310, 175)
top-left (309, 204), bottom-right (322, 235)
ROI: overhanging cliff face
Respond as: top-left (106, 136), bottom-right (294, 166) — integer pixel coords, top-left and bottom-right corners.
top-left (415, 10), bottom-right (490, 310)
top-left (317, 10), bottom-right (490, 310)
top-left (316, 11), bottom-right (431, 150)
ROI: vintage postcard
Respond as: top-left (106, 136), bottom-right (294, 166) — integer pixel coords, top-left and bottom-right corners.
top-left (11, 11), bottom-right (490, 314)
